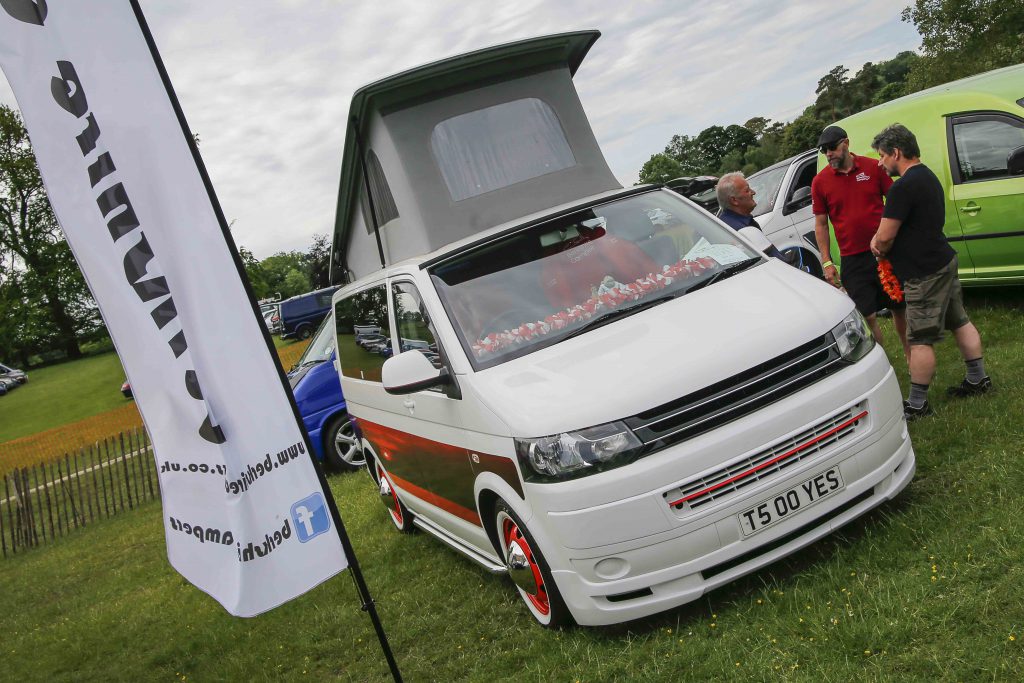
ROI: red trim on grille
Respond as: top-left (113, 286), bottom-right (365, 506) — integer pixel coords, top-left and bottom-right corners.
top-left (667, 410), bottom-right (868, 508)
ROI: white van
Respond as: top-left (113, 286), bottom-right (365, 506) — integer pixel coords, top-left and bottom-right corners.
top-left (329, 32), bottom-right (914, 627)
top-left (745, 149), bottom-right (822, 273)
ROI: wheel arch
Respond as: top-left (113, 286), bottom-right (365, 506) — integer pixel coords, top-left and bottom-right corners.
top-left (474, 473), bottom-right (531, 559)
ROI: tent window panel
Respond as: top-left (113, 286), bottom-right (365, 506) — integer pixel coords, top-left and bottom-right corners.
top-left (360, 149), bottom-right (400, 234)
top-left (431, 98), bottom-right (576, 202)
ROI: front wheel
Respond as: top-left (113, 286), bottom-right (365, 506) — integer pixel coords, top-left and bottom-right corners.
top-left (322, 414), bottom-right (364, 471)
top-left (297, 325), bottom-right (313, 340)
top-left (494, 499), bottom-right (570, 628)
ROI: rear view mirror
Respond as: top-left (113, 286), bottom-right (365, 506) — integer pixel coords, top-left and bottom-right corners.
top-left (382, 350), bottom-right (451, 395)
top-left (1007, 145), bottom-right (1024, 175)
top-left (785, 186), bottom-right (812, 213)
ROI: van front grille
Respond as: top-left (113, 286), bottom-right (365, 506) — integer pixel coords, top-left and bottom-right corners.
top-left (624, 333), bottom-right (844, 452)
top-left (664, 405), bottom-right (866, 512)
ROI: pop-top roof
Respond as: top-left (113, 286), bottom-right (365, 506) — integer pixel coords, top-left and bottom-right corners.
top-left (330, 30), bottom-right (602, 283)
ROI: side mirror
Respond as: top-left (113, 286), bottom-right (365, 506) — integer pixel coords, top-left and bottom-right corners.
top-left (382, 350), bottom-right (450, 395)
top-left (1007, 145), bottom-right (1024, 176)
top-left (785, 186), bottom-right (812, 213)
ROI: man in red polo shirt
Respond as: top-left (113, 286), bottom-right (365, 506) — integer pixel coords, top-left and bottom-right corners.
top-left (812, 125), bottom-right (908, 358)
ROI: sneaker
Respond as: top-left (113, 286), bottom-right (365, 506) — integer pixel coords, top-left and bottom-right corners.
top-left (903, 400), bottom-right (934, 421)
top-left (946, 376), bottom-right (992, 398)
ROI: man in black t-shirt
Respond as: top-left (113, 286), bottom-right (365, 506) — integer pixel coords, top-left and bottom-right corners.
top-left (869, 124), bottom-right (991, 420)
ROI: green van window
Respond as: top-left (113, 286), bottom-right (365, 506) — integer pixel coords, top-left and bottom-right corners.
top-left (952, 115), bottom-right (1024, 182)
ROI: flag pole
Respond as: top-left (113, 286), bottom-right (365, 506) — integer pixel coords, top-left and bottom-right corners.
top-left (127, 2), bottom-right (402, 680)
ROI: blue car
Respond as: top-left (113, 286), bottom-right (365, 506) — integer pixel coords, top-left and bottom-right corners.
top-left (287, 314), bottom-right (362, 471)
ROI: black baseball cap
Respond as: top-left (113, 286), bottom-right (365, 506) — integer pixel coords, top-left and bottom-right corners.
top-left (817, 125), bottom-right (848, 147)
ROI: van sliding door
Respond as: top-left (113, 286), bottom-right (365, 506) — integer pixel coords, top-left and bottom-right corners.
top-left (948, 112), bottom-right (1024, 281)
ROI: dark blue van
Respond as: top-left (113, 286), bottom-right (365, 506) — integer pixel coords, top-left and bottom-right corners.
top-left (279, 286), bottom-right (340, 340)
top-left (287, 313), bottom-right (362, 471)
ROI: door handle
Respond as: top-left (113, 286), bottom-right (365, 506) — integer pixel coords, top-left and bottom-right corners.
top-left (960, 202), bottom-right (981, 216)
top-left (402, 398), bottom-right (416, 413)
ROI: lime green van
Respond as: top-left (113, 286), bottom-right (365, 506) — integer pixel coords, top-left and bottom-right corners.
top-left (830, 64), bottom-right (1024, 285)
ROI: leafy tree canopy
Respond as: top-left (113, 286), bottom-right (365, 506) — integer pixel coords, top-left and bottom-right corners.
top-left (639, 0), bottom-right (1020, 185)
top-left (0, 106), bottom-right (104, 365)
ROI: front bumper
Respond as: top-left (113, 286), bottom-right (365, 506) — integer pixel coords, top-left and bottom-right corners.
top-left (523, 347), bottom-right (913, 626)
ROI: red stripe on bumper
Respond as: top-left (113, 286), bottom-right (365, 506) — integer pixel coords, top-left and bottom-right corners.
top-left (667, 410), bottom-right (868, 508)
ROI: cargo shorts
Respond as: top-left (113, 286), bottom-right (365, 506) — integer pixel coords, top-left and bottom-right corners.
top-left (903, 256), bottom-right (970, 346)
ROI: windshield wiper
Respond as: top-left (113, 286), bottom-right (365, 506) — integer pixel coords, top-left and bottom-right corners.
top-left (561, 294), bottom-right (677, 342)
top-left (685, 257), bottom-right (762, 294)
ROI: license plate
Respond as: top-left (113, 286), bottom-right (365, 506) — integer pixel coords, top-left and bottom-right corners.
top-left (738, 466), bottom-right (845, 537)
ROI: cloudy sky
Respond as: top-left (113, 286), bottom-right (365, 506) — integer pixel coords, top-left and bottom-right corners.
top-left (0, 1), bottom-right (922, 259)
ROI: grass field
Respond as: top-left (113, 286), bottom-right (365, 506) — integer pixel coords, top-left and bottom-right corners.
top-left (0, 352), bottom-right (129, 443)
top-left (0, 336), bottom-right (305, 473)
top-left (1, 290), bottom-right (1023, 681)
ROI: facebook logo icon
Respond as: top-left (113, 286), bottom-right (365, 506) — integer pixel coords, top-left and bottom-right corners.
top-left (290, 493), bottom-right (331, 543)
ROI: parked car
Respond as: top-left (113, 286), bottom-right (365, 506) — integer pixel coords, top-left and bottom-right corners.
top-left (356, 333), bottom-right (387, 350)
top-left (354, 324), bottom-right (382, 339)
top-left (279, 286), bottom-right (340, 340)
top-left (665, 175), bottom-right (718, 198)
top-left (263, 307), bottom-right (282, 334)
top-left (287, 314), bottom-right (361, 471)
top-left (329, 32), bottom-right (914, 628)
top-left (121, 379), bottom-right (133, 399)
top-left (0, 362), bottom-right (27, 384)
top-left (743, 149), bottom-right (823, 276)
top-left (831, 63), bottom-right (1024, 285)
top-left (0, 377), bottom-right (13, 396)
top-left (669, 153), bottom-right (823, 275)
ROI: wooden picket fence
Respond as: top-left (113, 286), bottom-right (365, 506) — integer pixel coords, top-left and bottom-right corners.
top-left (0, 427), bottom-right (157, 558)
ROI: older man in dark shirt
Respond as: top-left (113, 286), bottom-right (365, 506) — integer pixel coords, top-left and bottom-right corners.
top-left (715, 172), bottom-right (786, 260)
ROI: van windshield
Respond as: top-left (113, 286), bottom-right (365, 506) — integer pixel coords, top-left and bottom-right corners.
top-left (747, 164), bottom-right (789, 217)
top-left (297, 315), bottom-right (335, 367)
top-left (430, 189), bottom-right (761, 369)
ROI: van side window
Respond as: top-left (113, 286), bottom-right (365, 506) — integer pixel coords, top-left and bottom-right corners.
top-left (391, 281), bottom-right (441, 370)
top-left (952, 114), bottom-right (1024, 182)
top-left (790, 159), bottom-right (817, 198)
top-left (335, 285), bottom-right (390, 382)
top-left (430, 98), bottom-right (576, 201)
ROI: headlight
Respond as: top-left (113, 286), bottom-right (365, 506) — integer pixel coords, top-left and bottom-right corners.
top-left (515, 421), bottom-right (644, 481)
top-left (831, 309), bottom-right (874, 363)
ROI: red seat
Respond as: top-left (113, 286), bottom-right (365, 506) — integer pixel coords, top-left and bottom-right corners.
top-left (540, 229), bottom-right (658, 309)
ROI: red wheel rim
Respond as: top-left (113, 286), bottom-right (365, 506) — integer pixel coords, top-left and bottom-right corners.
top-left (502, 517), bottom-right (549, 616)
top-left (378, 465), bottom-right (403, 525)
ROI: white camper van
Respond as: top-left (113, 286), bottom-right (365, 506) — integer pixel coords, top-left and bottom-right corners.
top-left (329, 31), bottom-right (914, 627)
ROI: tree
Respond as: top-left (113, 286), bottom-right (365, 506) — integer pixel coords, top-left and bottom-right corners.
top-left (742, 117), bottom-right (771, 140)
top-left (0, 105), bottom-right (102, 361)
top-left (663, 134), bottom-right (703, 175)
top-left (259, 251), bottom-right (310, 298)
top-left (306, 233), bottom-right (330, 289)
top-left (903, 0), bottom-right (1024, 91)
top-left (638, 153), bottom-right (684, 185)
top-left (781, 112), bottom-right (828, 158)
top-left (239, 245), bottom-right (272, 299)
top-left (813, 65), bottom-right (851, 121)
